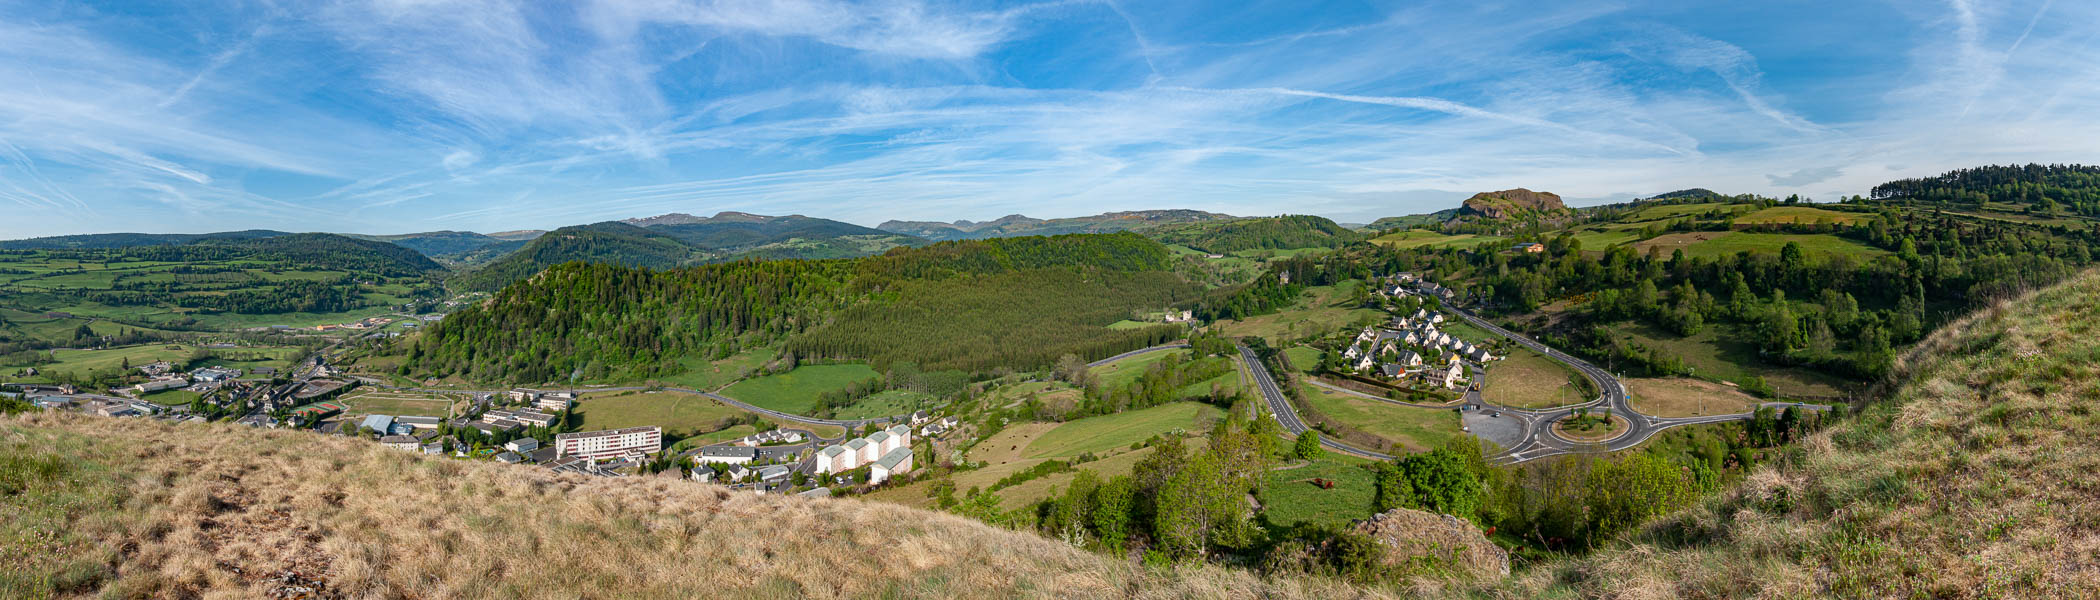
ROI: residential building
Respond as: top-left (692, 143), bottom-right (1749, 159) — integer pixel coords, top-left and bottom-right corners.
top-left (1514, 242), bottom-right (1545, 254)
top-left (534, 395), bottom-right (572, 412)
top-left (1422, 367), bottom-right (1463, 390)
top-left (505, 438), bottom-right (540, 454)
top-left (691, 467), bottom-right (717, 483)
top-left (379, 435), bottom-right (420, 451)
top-left (884, 425), bottom-right (911, 453)
top-left (696, 445), bottom-right (757, 465)
top-left (495, 452), bottom-right (524, 464)
top-left (1397, 351), bottom-right (1424, 367)
top-left (554, 426), bottom-right (662, 461)
top-left (816, 445), bottom-right (853, 473)
top-left (757, 465), bottom-right (791, 482)
top-left (509, 409), bottom-right (557, 427)
top-left (868, 446), bottom-right (915, 485)
top-left (723, 465), bottom-right (752, 482)
top-left (847, 438), bottom-right (874, 465)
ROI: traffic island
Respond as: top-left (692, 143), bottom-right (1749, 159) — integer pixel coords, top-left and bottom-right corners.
top-left (1550, 412), bottom-right (1629, 443)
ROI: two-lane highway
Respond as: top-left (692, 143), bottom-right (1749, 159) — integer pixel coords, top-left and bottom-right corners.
top-left (1237, 344), bottom-right (1394, 460)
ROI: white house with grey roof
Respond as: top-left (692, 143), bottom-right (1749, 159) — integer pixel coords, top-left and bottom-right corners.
top-left (868, 446), bottom-right (915, 485)
top-left (695, 445), bottom-right (757, 465)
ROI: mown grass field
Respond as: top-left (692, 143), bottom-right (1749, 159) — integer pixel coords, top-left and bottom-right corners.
top-left (1624, 202), bottom-right (1736, 221)
top-left (832, 389), bottom-right (937, 420)
top-left (1370, 231), bottom-right (1510, 250)
top-left (1210, 281), bottom-right (1385, 344)
top-left (1624, 377), bottom-right (1765, 417)
top-left (1633, 231), bottom-right (1886, 260)
top-left (572, 391), bottom-right (741, 434)
top-left (141, 389), bottom-right (201, 407)
top-left (717, 363), bottom-right (880, 415)
top-left (1481, 346), bottom-right (1587, 409)
top-left (1090, 348), bottom-right (1188, 390)
top-left (1297, 383), bottom-right (1462, 452)
top-left (1281, 346), bottom-right (1323, 374)
top-left (1568, 228), bottom-right (1643, 250)
top-left (653, 345), bottom-right (775, 391)
top-left (1023, 402), bottom-right (1225, 458)
top-left (0, 343), bottom-right (209, 381)
top-left (1733, 206), bottom-right (1869, 225)
top-left (1608, 321), bottom-right (1851, 399)
top-left (1259, 453), bottom-right (1379, 528)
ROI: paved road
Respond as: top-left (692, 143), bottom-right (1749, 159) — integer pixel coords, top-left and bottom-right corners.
top-left (1088, 342), bottom-right (1190, 367)
top-left (1237, 344), bottom-right (1394, 461)
top-left (1244, 295), bottom-right (1834, 465)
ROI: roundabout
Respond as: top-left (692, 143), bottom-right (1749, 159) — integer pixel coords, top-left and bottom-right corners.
top-left (1548, 413), bottom-right (1629, 443)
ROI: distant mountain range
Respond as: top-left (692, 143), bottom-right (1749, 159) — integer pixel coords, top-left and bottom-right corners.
top-left (877, 209), bottom-right (1239, 241)
top-left (0, 229), bottom-right (291, 250)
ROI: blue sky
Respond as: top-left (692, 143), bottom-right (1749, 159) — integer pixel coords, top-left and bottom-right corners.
top-left (1, 0), bottom-right (2095, 238)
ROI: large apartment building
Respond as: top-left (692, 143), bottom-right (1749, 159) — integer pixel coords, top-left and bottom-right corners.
top-left (554, 426), bottom-right (662, 461)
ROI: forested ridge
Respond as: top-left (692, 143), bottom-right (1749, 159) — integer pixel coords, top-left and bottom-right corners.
top-left (449, 222), bottom-right (698, 292)
top-left (1872, 163), bottom-right (2100, 216)
top-left (1377, 201), bottom-right (2097, 383)
top-left (408, 232), bottom-right (1195, 383)
top-left (1152, 215), bottom-right (1364, 253)
top-left (199, 233), bottom-right (444, 277)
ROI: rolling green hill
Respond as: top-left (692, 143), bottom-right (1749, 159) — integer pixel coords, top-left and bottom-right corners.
top-left (201, 233), bottom-right (444, 277)
top-left (877, 209), bottom-right (1238, 241)
top-left (1872, 163), bottom-right (2100, 217)
top-left (352, 230), bottom-right (513, 258)
top-left (1150, 215), bottom-right (1364, 253)
top-left (412, 232), bottom-right (1190, 383)
top-left (630, 212), bottom-right (912, 250)
top-left (447, 222), bottom-right (698, 292)
top-left (0, 229), bottom-right (289, 250)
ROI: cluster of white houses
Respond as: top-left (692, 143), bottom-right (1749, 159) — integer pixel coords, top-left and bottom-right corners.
top-left (815, 424), bottom-right (916, 484)
top-left (1340, 309), bottom-right (1495, 391)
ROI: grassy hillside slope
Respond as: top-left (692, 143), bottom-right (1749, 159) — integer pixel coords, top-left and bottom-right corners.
top-left (1484, 268), bottom-right (2100, 597)
top-left (0, 412), bottom-right (1382, 599)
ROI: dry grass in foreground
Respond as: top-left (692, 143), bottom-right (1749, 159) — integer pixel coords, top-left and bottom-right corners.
top-left (1472, 269), bottom-right (2100, 598)
top-left (0, 412), bottom-right (1389, 600)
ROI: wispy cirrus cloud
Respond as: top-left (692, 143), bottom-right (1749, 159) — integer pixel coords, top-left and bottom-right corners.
top-left (0, 0), bottom-right (2095, 238)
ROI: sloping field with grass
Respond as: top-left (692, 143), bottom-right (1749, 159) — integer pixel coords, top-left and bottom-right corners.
top-left (1023, 401), bottom-right (1224, 458)
top-left (717, 363), bottom-right (880, 415)
top-left (0, 412), bottom-right (1381, 600)
top-left (1472, 269), bottom-right (2100, 597)
top-left (1733, 205), bottom-right (1869, 225)
top-left (1634, 231), bottom-right (1886, 260)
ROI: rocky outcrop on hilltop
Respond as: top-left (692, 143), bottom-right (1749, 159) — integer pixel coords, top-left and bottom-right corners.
top-left (1459, 189), bottom-right (1565, 219)
top-left (1353, 508), bottom-right (1510, 580)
